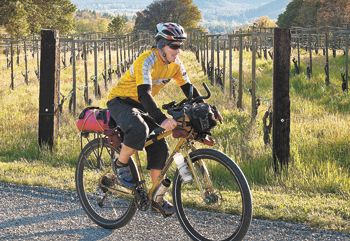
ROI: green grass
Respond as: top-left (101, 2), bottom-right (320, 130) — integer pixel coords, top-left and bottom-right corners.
top-left (0, 47), bottom-right (349, 233)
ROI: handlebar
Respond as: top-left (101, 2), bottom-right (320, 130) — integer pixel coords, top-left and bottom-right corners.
top-left (162, 82), bottom-right (212, 112)
top-left (190, 83), bottom-right (211, 104)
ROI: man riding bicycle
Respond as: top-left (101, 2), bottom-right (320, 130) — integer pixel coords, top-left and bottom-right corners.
top-left (107, 22), bottom-right (202, 216)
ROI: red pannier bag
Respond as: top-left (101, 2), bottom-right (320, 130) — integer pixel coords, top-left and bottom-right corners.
top-left (76, 107), bottom-right (111, 133)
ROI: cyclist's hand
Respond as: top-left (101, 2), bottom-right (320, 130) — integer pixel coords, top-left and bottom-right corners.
top-left (160, 118), bottom-right (177, 131)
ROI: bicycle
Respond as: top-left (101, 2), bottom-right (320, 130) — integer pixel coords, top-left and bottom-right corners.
top-left (75, 83), bottom-right (253, 241)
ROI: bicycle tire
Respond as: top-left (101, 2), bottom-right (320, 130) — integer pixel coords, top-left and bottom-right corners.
top-left (172, 148), bottom-right (252, 241)
top-left (75, 138), bottom-right (137, 229)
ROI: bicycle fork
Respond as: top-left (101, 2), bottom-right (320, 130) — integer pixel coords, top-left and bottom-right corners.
top-left (183, 143), bottom-right (217, 204)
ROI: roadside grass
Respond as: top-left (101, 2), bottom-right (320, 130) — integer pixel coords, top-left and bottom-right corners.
top-left (0, 49), bottom-right (349, 233)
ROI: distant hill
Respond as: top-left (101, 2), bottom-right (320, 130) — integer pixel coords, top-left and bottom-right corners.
top-left (71, 0), bottom-right (291, 32)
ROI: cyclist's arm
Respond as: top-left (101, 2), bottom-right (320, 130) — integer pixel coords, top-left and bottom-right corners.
top-left (180, 83), bottom-right (201, 99)
top-left (137, 84), bottom-right (167, 124)
top-left (173, 58), bottom-right (202, 101)
top-left (134, 52), bottom-right (167, 124)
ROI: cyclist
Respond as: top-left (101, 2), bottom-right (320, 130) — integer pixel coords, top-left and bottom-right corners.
top-left (107, 22), bottom-right (202, 216)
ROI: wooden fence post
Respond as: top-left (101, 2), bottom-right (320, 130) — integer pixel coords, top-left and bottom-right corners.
top-left (24, 40), bottom-right (28, 84)
top-left (38, 29), bottom-right (60, 149)
top-left (103, 41), bottom-right (107, 90)
top-left (94, 41), bottom-right (98, 97)
top-left (216, 35), bottom-right (220, 86)
top-left (201, 33), bottom-right (207, 75)
top-left (123, 36), bottom-right (126, 66)
top-left (308, 31), bottom-right (313, 75)
top-left (36, 39), bottom-right (40, 80)
top-left (297, 34), bottom-right (301, 72)
top-left (229, 35), bottom-right (233, 99)
top-left (116, 38), bottom-right (120, 74)
top-left (127, 34), bottom-right (131, 64)
top-left (251, 35), bottom-right (257, 120)
top-left (10, 40), bottom-right (14, 90)
top-left (237, 34), bottom-right (243, 109)
top-left (71, 40), bottom-right (76, 114)
top-left (83, 41), bottom-right (89, 104)
top-left (63, 41), bottom-right (67, 68)
top-left (120, 37), bottom-right (123, 70)
top-left (201, 33), bottom-right (205, 73)
top-left (206, 35), bottom-right (209, 76)
top-left (325, 32), bottom-right (330, 86)
top-left (273, 28), bottom-right (291, 172)
top-left (345, 33), bottom-right (349, 91)
top-left (210, 36), bottom-right (215, 85)
top-left (222, 39), bottom-right (226, 93)
top-left (108, 40), bottom-right (112, 82)
top-left (16, 44), bottom-right (20, 65)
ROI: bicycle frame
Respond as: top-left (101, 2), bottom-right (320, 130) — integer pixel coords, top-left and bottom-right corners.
top-left (102, 128), bottom-right (215, 204)
top-left (132, 129), bottom-right (215, 202)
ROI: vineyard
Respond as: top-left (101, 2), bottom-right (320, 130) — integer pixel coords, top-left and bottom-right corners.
top-left (0, 27), bottom-right (349, 233)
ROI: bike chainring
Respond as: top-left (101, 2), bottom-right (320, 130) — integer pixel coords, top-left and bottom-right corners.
top-left (134, 186), bottom-right (150, 211)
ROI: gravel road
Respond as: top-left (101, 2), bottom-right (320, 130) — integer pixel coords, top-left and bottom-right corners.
top-left (0, 182), bottom-right (349, 241)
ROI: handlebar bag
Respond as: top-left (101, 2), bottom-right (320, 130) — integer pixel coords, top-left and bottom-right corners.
top-left (186, 103), bottom-right (217, 134)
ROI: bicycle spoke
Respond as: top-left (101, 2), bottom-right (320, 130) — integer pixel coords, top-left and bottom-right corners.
top-left (76, 139), bottom-right (136, 229)
top-left (173, 149), bottom-right (252, 241)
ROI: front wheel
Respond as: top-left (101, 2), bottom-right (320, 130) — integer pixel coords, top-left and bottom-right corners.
top-left (173, 149), bottom-right (252, 241)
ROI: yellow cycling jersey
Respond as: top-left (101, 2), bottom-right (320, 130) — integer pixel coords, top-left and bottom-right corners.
top-left (107, 48), bottom-right (191, 102)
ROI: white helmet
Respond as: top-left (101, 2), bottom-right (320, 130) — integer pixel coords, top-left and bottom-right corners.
top-left (155, 22), bottom-right (187, 41)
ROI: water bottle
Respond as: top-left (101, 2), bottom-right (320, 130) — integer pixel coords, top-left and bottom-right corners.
top-left (153, 178), bottom-right (171, 203)
top-left (173, 152), bottom-right (193, 183)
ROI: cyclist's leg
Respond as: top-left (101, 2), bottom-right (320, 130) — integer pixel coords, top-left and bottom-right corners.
top-left (144, 118), bottom-right (169, 178)
top-left (144, 120), bottom-right (174, 216)
top-left (107, 98), bottom-right (149, 153)
top-left (145, 140), bottom-right (169, 181)
top-left (107, 98), bottom-right (149, 187)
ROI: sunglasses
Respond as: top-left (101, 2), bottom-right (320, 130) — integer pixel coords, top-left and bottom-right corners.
top-left (168, 43), bottom-right (183, 50)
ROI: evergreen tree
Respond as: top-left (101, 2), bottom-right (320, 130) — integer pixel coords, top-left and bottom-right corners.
top-left (277, 0), bottom-right (304, 28)
top-left (108, 15), bottom-right (127, 34)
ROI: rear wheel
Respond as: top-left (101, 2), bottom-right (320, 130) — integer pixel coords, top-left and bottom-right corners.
top-left (75, 138), bottom-right (137, 229)
top-left (173, 148), bottom-right (252, 241)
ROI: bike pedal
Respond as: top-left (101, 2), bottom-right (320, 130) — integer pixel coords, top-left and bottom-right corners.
top-left (151, 201), bottom-right (173, 218)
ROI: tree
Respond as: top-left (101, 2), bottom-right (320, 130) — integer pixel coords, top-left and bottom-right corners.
top-left (277, 0), bottom-right (350, 28)
top-left (4, 1), bottom-right (30, 37)
top-left (108, 15), bottom-right (127, 34)
top-left (253, 16), bottom-right (277, 29)
top-left (134, 0), bottom-right (201, 32)
top-left (75, 10), bottom-right (112, 34)
top-left (316, 0), bottom-right (350, 26)
top-left (294, 0), bottom-right (320, 27)
top-left (0, 0), bottom-right (76, 37)
top-left (277, 0), bottom-right (304, 28)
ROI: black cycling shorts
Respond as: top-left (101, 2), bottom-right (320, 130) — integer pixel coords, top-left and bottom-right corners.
top-left (107, 97), bottom-right (169, 170)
